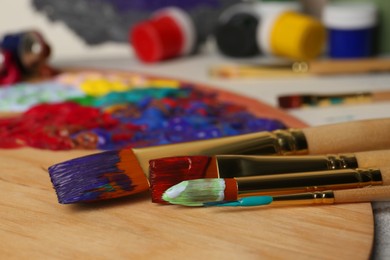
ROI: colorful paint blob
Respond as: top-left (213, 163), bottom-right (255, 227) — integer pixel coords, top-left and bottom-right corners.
top-left (0, 71), bottom-right (286, 150)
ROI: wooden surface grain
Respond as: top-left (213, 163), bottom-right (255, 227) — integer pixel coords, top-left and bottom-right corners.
top-left (0, 148), bottom-right (374, 259)
top-left (0, 72), bottom-right (374, 259)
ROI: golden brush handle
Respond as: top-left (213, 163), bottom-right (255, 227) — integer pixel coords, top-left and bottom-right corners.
top-left (271, 186), bottom-right (390, 206)
top-left (216, 153), bottom-right (358, 176)
top-left (215, 150), bottom-right (390, 178)
top-left (303, 118), bottom-right (390, 154)
top-left (269, 167), bottom-right (390, 205)
top-left (136, 128), bottom-right (307, 174)
top-left (236, 167), bottom-right (389, 197)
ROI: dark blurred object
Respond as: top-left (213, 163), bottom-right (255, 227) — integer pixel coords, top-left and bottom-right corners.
top-left (0, 30), bottom-right (57, 86)
top-left (31, 0), bottom-right (240, 45)
top-left (215, 3), bottom-right (260, 57)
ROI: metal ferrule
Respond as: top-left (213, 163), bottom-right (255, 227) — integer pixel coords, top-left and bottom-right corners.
top-left (136, 129), bottom-right (308, 174)
top-left (235, 168), bottom-right (383, 197)
top-left (271, 191), bottom-right (336, 206)
top-left (215, 153), bottom-right (358, 178)
top-left (273, 129), bottom-right (308, 155)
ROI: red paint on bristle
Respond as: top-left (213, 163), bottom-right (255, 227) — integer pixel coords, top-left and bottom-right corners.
top-left (223, 178), bottom-right (239, 201)
top-left (149, 156), bottom-right (212, 203)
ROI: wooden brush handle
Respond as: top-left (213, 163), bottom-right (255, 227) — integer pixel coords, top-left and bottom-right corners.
top-left (334, 185), bottom-right (390, 203)
top-left (303, 118), bottom-right (390, 154)
top-left (380, 167), bottom-right (390, 185)
top-left (356, 150), bottom-right (390, 168)
top-left (372, 91), bottom-right (390, 102)
top-left (309, 58), bottom-right (390, 75)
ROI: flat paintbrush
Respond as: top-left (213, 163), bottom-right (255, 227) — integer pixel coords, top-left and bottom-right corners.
top-left (205, 186), bottom-right (390, 207)
top-left (149, 150), bottom-right (390, 203)
top-left (48, 118), bottom-right (390, 204)
top-left (162, 167), bottom-right (390, 206)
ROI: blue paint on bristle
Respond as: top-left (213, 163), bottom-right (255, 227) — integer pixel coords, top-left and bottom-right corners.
top-left (48, 150), bottom-right (134, 204)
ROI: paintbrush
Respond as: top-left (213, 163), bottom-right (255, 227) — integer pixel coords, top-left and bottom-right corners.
top-left (149, 150), bottom-right (390, 203)
top-left (209, 58), bottom-right (390, 78)
top-left (162, 167), bottom-right (390, 206)
top-left (278, 91), bottom-right (390, 109)
top-left (204, 186), bottom-right (390, 207)
top-left (48, 118), bottom-right (390, 204)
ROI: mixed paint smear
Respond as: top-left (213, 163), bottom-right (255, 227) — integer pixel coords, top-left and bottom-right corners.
top-left (0, 71), bottom-right (286, 150)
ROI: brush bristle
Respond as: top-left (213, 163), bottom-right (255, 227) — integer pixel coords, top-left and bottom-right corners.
top-left (48, 149), bottom-right (149, 204)
top-left (162, 179), bottom-right (226, 206)
top-left (204, 196), bottom-right (274, 207)
top-left (149, 156), bottom-right (212, 204)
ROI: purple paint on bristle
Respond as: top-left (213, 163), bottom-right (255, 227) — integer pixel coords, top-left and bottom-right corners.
top-left (48, 150), bottom-right (134, 204)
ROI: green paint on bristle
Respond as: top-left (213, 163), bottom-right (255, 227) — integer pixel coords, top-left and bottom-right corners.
top-left (101, 184), bottom-right (115, 192)
top-left (162, 179), bottom-right (226, 206)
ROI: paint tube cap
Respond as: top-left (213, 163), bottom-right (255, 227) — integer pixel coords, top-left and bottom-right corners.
top-left (258, 10), bottom-right (326, 60)
top-left (1, 30), bottom-right (51, 73)
top-left (1, 33), bottom-right (24, 56)
top-left (323, 3), bottom-right (378, 29)
top-left (215, 12), bottom-right (260, 57)
top-left (256, 2), bottom-right (302, 57)
top-left (130, 7), bottom-right (195, 63)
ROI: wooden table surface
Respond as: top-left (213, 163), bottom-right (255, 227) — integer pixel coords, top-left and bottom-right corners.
top-left (0, 74), bottom-right (374, 259)
top-left (0, 148), bottom-right (374, 259)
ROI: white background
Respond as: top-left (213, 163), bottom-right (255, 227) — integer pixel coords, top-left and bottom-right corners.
top-left (0, 0), bottom-right (131, 62)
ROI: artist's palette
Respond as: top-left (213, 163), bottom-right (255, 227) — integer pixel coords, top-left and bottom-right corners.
top-left (0, 70), bottom-right (373, 259)
top-left (0, 69), bottom-right (305, 150)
